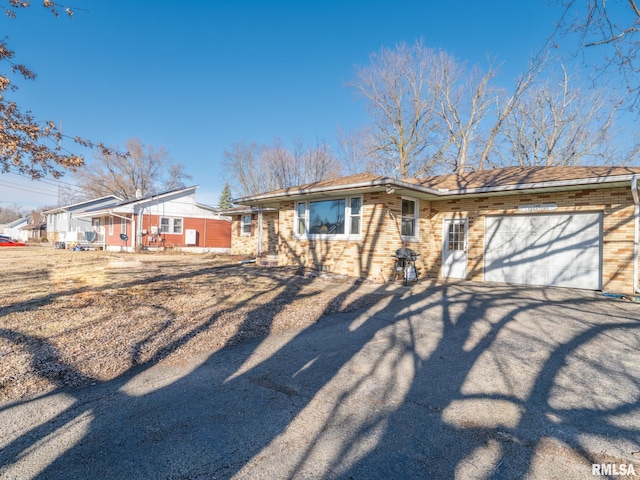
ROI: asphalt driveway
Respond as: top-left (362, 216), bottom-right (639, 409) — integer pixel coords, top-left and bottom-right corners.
top-left (1, 281), bottom-right (639, 479)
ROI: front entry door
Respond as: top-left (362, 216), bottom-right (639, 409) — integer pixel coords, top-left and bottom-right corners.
top-left (442, 218), bottom-right (468, 279)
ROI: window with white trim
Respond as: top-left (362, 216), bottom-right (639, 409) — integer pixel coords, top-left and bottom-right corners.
top-left (159, 217), bottom-right (183, 234)
top-left (349, 197), bottom-right (362, 235)
top-left (108, 216), bottom-right (114, 235)
top-left (295, 196), bottom-right (362, 238)
top-left (173, 218), bottom-right (183, 234)
top-left (241, 215), bottom-right (252, 236)
top-left (121, 218), bottom-right (126, 234)
top-left (401, 198), bottom-right (418, 240)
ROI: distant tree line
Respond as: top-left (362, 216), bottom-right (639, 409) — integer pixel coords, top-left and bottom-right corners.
top-left (224, 38), bottom-right (639, 196)
top-left (223, 137), bottom-right (342, 198)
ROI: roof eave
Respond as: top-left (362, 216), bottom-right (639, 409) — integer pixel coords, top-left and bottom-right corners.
top-left (233, 173), bottom-right (638, 206)
top-left (233, 178), bottom-right (443, 205)
top-left (439, 174), bottom-right (636, 196)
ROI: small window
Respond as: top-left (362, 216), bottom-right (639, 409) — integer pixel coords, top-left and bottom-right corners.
top-left (108, 217), bottom-right (114, 235)
top-left (121, 218), bottom-right (126, 234)
top-left (447, 222), bottom-right (465, 251)
top-left (296, 202), bottom-right (307, 235)
top-left (159, 217), bottom-right (183, 234)
top-left (241, 215), bottom-right (252, 236)
top-left (349, 197), bottom-right (362, 235)
top-left (173, 218), bottom-right (183, 234)
top-left (401, 198), bottom-right (417, 238)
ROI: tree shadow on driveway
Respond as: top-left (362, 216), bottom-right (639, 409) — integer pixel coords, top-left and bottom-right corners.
top-left (1, 281), bottom-right (639, 479)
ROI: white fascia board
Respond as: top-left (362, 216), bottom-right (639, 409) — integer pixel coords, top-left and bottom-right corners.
top-left (233, 174), bottom-right (636, 205)
top-left (440, 174), bottom-right (635, 196)
top-left (233, 178), bottom-right (442, 204)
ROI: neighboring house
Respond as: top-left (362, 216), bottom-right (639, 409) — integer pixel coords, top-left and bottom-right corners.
top-left (43, 195), bottom-right (122, 245)
top-left (229, 166), bottom-right (640, 294)
top-left (3, 217), bottom-right (29, 242)
top-left (21, 211), bottom-right (47, 241)
top-left (75, 185), bottom-right (231, 252)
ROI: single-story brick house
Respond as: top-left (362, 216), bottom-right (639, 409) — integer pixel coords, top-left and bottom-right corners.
top-left (75, 185), bottom-right (231, 252)
top-left (228, 166), bottom-right (640, 294)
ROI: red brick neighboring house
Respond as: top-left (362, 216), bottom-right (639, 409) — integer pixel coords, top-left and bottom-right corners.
top-left (229, 166), bottom-right (640, 294)
top-left (75, 186), bottom-right (231, 252)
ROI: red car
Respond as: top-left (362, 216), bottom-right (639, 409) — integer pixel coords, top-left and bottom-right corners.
top-left (0, 237), bottom-right (26, 246)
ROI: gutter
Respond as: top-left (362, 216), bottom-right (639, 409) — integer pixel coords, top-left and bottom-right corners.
top-left (430, 174), bottom-right (637, 196)
top-left (233, 178), bottom-right (442, 204)
top-left (108, 211), bottom-right (132, 222)
top-left (632, 175), bottom-right (640, 294)
top-left (233, 174), bottom-right (639, 205)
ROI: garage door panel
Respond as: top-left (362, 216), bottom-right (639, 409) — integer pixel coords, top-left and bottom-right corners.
top-left (529, 267), bottom-right (550, 285)
top-left (573, 231), bottom-right (600, 245)
top-left (485, 213), bottom-right (602, 290)
top-left (529, 216), bottom-right (549, 231)
top-left (571, 214), bottom-right (600, 230)
top-left (573, 245), bottom-right (600, 261)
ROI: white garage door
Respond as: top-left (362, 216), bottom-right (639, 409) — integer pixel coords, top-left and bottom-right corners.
top-left (484, 213), bottom-right (602, 290)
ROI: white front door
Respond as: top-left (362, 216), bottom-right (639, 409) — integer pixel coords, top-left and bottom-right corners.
top-left (442, 218), bottom-right (468, 279)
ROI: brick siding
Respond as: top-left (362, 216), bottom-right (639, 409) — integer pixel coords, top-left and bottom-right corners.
top-left (231, 187), bottom-right (639, 293)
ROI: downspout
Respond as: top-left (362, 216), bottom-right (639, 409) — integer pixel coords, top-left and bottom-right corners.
top-left (632, 175), bottom-right (640, 294)
top-left (256, 206), bottom-right (263, 257)
top-left (131, 211), bottom-right (137, 252)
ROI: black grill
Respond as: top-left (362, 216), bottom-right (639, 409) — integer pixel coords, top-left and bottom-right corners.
top-left (394, 247), bottom-right (418, 261)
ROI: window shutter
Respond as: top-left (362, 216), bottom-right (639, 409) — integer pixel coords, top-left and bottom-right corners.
top-left (237, 216), bottom-right (241, 237)
top-left (250, 215), bottom-right (255, 236)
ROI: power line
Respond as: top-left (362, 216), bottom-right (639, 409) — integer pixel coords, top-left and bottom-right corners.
top-left (0, 180), bottom-right (58, 197)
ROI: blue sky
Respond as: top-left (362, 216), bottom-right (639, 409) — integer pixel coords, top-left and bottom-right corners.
top-left (1, 0), bottom-right (567, 210)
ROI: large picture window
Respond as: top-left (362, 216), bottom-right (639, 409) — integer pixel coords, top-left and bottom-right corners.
top-left (309, 199), bottom-right (345, 234)
top-left (296, 196), bottom-right (362, 237)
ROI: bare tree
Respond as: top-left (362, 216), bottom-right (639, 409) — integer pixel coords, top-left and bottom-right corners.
top-left (262, 138), bottom-right (299, 190)
top-left (431, 57), bottom-right (496, 173)
top-left (502, 67), bottom-right (631, 166)
top-left (224, 138), bottom-right (341, 196)
top-left (300, 137), bottom-right (342, 183)
top-left (555, 0), bottom-right (640, 106)
top-left (0, 202), bottom-right (26, 223)
top-left (349, 40), bottom-right (445, 178)
top-left (73, 138), bottom-right (190, 200)
top-left (336, 126), bottom-right (373, 175)
top-left (478, 55), bottom-right (547, 169)
top-left (222, 141), bottom-right (264, 197)
top-left (350, 40), bottom-right (521, 177)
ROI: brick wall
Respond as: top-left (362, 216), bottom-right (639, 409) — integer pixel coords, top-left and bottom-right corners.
top-left (276, 193), bottom-right (433, 281)
top-left (232, 186), bottom-right (638, 292)
top-left (231, 211), bottom-right (279, 256)
top-left (428, 186), bottom-right (636, 293)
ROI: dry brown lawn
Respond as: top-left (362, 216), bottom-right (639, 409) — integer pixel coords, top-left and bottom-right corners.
top-left (0, 246), bottom-right (386, 403)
